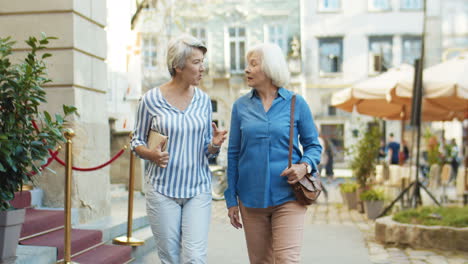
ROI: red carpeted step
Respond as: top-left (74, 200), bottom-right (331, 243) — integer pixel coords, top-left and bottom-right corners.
top-left (10, 191), bottom-right (31, 209)
top-left (20, 208), bottom-right (64, 238)
top-left (72, 244), bottom-right (132, 264)
top-left (20, 228), bottom-right (102, 260)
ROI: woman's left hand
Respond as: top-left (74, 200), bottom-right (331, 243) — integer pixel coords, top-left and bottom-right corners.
top-left (212, 122), bottom-right (227, 146)
top-left (280, 164), bottom-right (307, 184)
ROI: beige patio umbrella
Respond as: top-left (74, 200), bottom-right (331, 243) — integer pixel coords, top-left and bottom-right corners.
top-left (391, 55), bottom-right (468, 119)
top-left (331, 65), bottom-right (413, 119)
top-left (331, 64), bottom-right (455, 121)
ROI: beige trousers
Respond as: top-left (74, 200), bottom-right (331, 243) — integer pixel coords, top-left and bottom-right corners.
top-left (239, 201), bottom-right (307, 264)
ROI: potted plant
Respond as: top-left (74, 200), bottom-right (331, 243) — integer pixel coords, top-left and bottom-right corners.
top-left (349, 123), bottom-right (382, 190)
top-left (348, 122), bottom-right (382, 212)
top-left (360, 188), bottom-right (385, 220)
top-left (0, 35), bottom-right (76, 261)
top-left (339, 181), bottom-right (359, 210)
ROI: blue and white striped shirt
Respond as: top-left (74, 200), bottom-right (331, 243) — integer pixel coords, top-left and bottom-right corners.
top-left (131, 87), bottom-right (213, 198)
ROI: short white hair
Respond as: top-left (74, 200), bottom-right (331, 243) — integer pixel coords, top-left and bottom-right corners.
top-left (166, 34), bottom-right (207, 77)
top-left (246, 43), bottom-right (290, 87)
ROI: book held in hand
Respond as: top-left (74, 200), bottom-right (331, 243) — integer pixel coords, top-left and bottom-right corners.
top-left (147, 130), bottom-right (168, 151)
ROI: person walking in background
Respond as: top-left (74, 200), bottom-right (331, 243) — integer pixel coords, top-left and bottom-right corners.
top-left (445, 138), bottom-right (460, 182)
top-left (386, 133), bottom-right (400, 165)
top-left (131, 34), bottom-right (227, 264)
top-left (398, 139), bottom-right (410, 165)
top-left (324, 138), bottom-right (335, 183)
top-left (224, 43), bottom-right (322, 264)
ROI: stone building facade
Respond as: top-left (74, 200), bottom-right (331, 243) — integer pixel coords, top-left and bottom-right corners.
top-left (0, 0), bottom-right (111, 223)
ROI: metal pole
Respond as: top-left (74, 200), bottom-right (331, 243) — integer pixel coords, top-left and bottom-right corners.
top-left (59, 129), bottom-right (78, 264)
top-left (113, 133), bottom-right (144, 246)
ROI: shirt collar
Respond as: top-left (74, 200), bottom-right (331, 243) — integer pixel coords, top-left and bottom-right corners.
top-left (249, 87), bottom-right (292, 100)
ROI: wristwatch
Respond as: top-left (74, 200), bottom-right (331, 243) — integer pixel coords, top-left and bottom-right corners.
top-left (302, 162), bottom-right (312, 174)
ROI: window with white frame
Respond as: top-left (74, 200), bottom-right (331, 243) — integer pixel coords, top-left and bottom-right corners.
top-left (142, 35), bottom-right (157, 69)
top-left (368, 0), bottom-right (391, 11)
top-left (318, 0), bottom-right (340, 12)
top-left (229, 27), bottom-right (246, 73)
top-left (400, 0), bottom-right (423, 10)
top-left (268, 25), bottom-right (287, 54)
top-left (318, 37), bottom-right (343, 74)
top-left (369, 36), bottom-right (393, 72)
top-left (190, 27), bottom-right (207, 45)
top-left (402, 36), bottom-right (421, 65)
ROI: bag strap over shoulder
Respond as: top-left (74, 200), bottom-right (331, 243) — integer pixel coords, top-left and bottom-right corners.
top-left (288, 94), bottom-right (297, 169)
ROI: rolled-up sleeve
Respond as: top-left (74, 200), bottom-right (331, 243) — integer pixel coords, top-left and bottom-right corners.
top-left (297, 96), bottom-right (322, 173)
top-left (224, 103), bottom-right (241, 208)
top-left (131, 97), bottom-right (152, 153)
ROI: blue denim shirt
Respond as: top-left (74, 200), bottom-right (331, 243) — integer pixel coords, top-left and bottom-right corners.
top-left (224, 88), bottom-right (322, 208)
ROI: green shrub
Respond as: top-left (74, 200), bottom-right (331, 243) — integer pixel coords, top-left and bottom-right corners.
top-left (359, 188), bottom-right (385, 201)
top-left (339, 181), bottom-right (358, 193)
top-left (348, 122), bottom-right (382, 190)
top-left (393, 206), bottom-right (468, 228)
top-left (0, 35), bottom-right (77, 211)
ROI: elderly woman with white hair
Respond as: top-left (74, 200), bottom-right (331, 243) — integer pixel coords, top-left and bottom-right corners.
top-left (131, 34), bottom-right (227, 264)
top-left (224, 43), bottom-right (322, 263)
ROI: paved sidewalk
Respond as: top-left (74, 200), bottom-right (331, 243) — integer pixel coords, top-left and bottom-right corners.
top-left (135, 201), bottom-right (372, 264)
top-left (135, 180), bottom-right (468, 264)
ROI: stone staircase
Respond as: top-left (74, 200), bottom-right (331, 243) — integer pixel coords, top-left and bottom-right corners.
top-left (11, 186), bottom-right (155, 264)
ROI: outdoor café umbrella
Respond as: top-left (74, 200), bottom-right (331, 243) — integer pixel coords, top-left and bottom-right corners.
top-left (331, 65), bottom-right (414, 120)
top-left (391, 55), bottom-right (468, 120)
top-left (331, 64), bottom-right (454, 121)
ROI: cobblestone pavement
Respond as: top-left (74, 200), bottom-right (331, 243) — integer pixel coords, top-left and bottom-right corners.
top-left (211, 196), bottom-right (468, 264)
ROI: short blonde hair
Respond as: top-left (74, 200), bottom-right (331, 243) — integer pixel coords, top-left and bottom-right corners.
top-left (246, 43), bottom-right (290, 87)
top-left (167, 34), bottom-right (207, 77)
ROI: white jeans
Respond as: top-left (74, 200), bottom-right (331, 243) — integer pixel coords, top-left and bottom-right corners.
top-left (145, 184), bottom-right (212, 264)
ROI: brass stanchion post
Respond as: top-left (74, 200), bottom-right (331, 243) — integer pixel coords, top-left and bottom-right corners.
top-left (113, 133), bottom-right (144, 246)
top-left (58, 129), bottom-right (78, 264)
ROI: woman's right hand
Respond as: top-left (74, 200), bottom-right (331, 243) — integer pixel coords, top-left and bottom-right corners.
top-left (228, 206), bottom-right (243, 229)
top-left (149, 141), bottom-right (169, 168)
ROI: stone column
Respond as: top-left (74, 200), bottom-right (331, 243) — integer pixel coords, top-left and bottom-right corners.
top-left (0, 0), bottom-right (111, 223)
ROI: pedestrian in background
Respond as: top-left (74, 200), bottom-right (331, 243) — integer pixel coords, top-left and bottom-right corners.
top-left (386, 133), bottom-right (400, 165)
top-left (224, 43), bottom-right (322, 264)
top-left (445, 138), bottom-right (460, 181)
top-left (131, 34), bottom-right (227, 264)
top-left (324, 138), bottom-right (335, 183)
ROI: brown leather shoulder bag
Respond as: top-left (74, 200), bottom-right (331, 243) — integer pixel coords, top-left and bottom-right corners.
top-left (288, 94), bottom-right (322, 205)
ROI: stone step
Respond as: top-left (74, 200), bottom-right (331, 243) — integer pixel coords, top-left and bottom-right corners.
top-left (20, 228), bottom-right (103, 260)
top-left (77, 209), bottom-right (149, 242)
top-left (72, 244), bottom-right (133, 264)
top-left (110, 183), bottom-right (145, 201)
top-left (20, 208), bottom-right (64, 239)
top-left (15, 191), bottom-right (149, 264)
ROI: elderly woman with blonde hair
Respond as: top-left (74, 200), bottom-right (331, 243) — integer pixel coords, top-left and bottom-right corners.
top-left (224, 43), bottom-right (322, 263)
top-left (131, 34), bottom-right (227, 264)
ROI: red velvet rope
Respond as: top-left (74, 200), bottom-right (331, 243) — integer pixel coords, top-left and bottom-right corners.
top-left (50, 148), bottom-right (126, 171)
top-left (28, 149), bottom-right (60, 176)
top-left (31, 120), bottom-right (127, 172)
